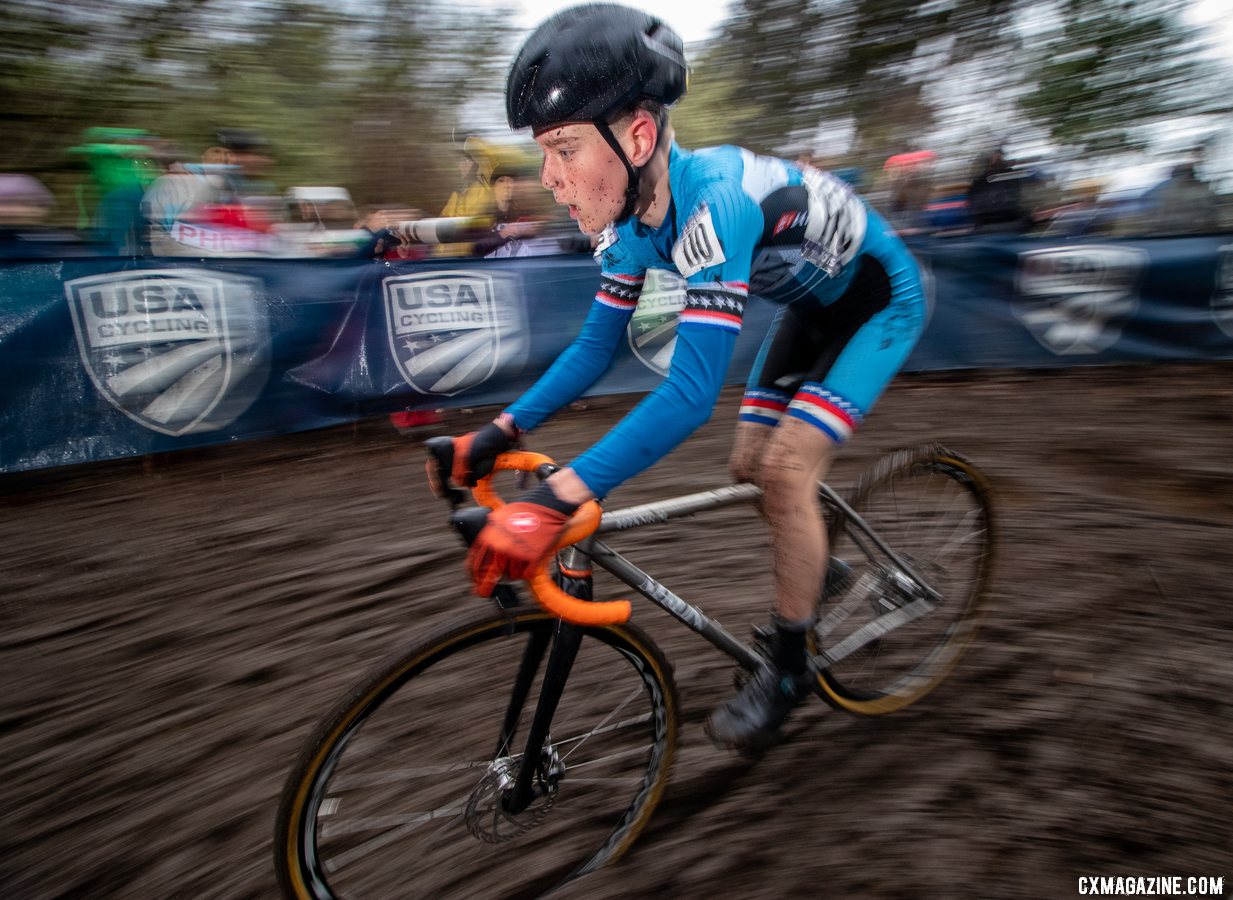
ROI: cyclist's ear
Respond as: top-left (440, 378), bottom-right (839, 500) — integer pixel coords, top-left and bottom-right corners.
top-left (622, 109), bottom-right (661, 168)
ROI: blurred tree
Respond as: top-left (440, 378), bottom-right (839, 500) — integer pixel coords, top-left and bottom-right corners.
top-left (1019, 0), bottom-right (1222, 155)
top-left (700, 0), bottom-right (829, 154)
top-left (2, 0), bottom-right (1227, 224)
top-left (670, 51), bottom-right (763, 151)
top-left (684, 0), bottom-right (1225, 176)
top-left (328, 0), bottom-right (512, 211)
top-left (688, 0), bottom-right (1020, 165)
top-left (0, 0), bottom-right (511, 220)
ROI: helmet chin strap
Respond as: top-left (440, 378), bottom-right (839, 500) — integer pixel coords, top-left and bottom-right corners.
top-left (593, 119), bottom-right (642, 224)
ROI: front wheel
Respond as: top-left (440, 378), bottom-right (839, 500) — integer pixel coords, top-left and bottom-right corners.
top-left (275, 607), bottom-right (679, 899)
top-left (816, 444), bottom-right (995, 714)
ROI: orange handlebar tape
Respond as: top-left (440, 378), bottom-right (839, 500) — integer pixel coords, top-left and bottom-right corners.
top-left (528, 571), bottom-right (632, 626)
top-left (472, 451), bottom-right (630, 625)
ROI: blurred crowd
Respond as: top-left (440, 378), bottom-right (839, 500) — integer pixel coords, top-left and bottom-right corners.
top-left (0, 127), bottom-right (590, 261)
top-left (861, 140), bottom-right (1231, 239)
top-left (2, 127), bottom-right (1230, 261)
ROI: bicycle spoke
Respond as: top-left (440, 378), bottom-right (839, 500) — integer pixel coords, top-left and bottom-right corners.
top-left (558, 774), bottom-right (655, 785)
top-left (818, 571), bottom-right (882, 636)
top-left (321, 802), bottom-right (469, 840)
top-left (329, 760), bottom-right (489, 790)
top-left (277, 611), bottom-right (679, 898)
top-left (558, 687), bottom-right (645, 763)
top-left (563, 742), bottom-right (659, 771)
top-left (323, 800), bottom-right (469, 872)
top-left (816, 447), bottom-right (993, 710)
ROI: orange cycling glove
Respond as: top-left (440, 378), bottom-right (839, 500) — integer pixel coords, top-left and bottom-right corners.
top-left (426, 420), bottom-right (514, 498)
top-left (468, 482), bottom-right (580, 598)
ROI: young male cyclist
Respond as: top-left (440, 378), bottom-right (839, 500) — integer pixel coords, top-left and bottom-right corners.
top-left (434, 3), bottom-right (927, 750)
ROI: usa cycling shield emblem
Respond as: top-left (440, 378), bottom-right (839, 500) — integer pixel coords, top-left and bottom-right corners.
top-left (627, 269), bottom-right (687, 376)
top-left (384, 270), bottom-right (525, 397)
top-left (1212, 244), bottom-right (1233, 338)
top-left (66, 269), bottom-right (269, 436)
top-left (1014, 246), bottom-right (1146, 355)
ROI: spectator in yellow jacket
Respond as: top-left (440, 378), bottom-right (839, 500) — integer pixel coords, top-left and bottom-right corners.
top-left (435, 135), bottom-right (496, 256)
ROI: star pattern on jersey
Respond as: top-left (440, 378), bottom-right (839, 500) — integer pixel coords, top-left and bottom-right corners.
top-left (598, 279), bottom-right (641, 302)
top-left (685, 291), bottom-right (746, 315)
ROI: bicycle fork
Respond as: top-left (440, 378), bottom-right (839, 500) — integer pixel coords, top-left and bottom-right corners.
top-left (494, 552), bottom-right (595, 816)
top-left (446, 502), bottom-right (586, 816)
top-left (499, 620), bottom-right (581, 815)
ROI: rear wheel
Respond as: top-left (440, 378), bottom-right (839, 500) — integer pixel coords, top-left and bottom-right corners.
top-left (275, 607), bottom-right (679, 899)
top-left (816, 444), bottom-right (995, 714)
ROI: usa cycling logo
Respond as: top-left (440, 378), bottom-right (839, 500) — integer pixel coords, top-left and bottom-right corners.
top-left (627, 269), bottom-right (687, 376)
top-left (384, 270), bottom-right (526, 396)
top-left (1015, 246), bottom-right (1146, 355)
top-left (65, 269), bottom-right (269, 435)
top-left (1212, 244), bottom-right (1233, 338)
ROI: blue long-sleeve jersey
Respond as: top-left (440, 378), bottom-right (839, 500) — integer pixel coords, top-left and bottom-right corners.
top-left (505, 142), bottom-right (912, 497)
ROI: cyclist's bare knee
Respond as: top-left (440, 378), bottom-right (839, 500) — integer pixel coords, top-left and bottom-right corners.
top-left (758, 419), bottom-right (838, 509)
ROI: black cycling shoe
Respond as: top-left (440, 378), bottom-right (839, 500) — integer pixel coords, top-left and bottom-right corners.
top-left (706, 662), bottom-right (816, 753)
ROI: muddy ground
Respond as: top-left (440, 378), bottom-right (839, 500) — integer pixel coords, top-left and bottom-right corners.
top-left (2, 362), bottom-right (1231, 899)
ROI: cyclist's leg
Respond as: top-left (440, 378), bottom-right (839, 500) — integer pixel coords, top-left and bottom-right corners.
top-left (754, 254), bottom-right (920, 622)
top-left (729, 304), bottom-right (813, 486)
top-left (725, 304), bottom-right (794, 483)
top-left (768, 254), bottom-right (926, 620)
top-left (709, 296), bottom-right (849, 749)
top-left (709, 255), bottom-right (925, 749)
top-left (757, 417), bottom-right (838, 623)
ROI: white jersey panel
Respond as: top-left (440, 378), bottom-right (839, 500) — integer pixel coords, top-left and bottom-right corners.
top-left (739, 148), bottom-right (792, 204)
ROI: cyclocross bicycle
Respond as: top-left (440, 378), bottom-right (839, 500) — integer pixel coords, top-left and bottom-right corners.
top-left (275, 439), bottom-right (995, 899)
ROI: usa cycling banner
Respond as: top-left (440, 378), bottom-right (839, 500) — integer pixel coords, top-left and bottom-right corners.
top-left (906, 234), bottom-right (1233, 367)
top-left (1, 234), bottom-right (1231, 473)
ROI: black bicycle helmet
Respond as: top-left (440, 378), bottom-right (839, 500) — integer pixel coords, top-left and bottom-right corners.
top-left (506, 3), bottom-right (687, 220)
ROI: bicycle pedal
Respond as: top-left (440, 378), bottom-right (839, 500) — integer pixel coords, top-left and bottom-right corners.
top-left (750, 622), bottom-right (775, 649)
top-left (734, 625), bottom-right (776, 690)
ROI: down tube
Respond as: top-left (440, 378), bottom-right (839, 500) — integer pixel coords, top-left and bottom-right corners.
top-left (588, 540), bottom-right (765, 672)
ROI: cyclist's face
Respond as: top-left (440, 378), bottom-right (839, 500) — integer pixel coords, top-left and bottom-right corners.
top-left (535, 124), bottom-right (629, 234)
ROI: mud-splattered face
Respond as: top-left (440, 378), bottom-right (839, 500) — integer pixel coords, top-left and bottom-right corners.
top-left (535, 123), bottom-right (630, 235)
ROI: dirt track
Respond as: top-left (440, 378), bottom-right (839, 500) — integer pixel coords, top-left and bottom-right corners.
top-left (2, 362), bottom-right (1231, 899)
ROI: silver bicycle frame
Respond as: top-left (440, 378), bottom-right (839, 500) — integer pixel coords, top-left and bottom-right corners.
top-left (559, 481), bottom-right (944, 671)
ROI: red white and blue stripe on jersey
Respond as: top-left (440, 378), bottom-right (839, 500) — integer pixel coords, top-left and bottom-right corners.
top-left (679, 281), bottom-right (748, 333)
top-left (596, 271), bottom-right (644, 312)
top-left (787, 384), bottom-right (864, 443)
top-left (739, 388), bottom-right (790, 427)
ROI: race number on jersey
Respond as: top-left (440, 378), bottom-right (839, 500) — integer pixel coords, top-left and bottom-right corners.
top-left (673, 204), bottom-right (727, 278)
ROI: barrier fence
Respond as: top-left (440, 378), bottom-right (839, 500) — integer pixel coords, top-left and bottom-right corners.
top-left (2, 234), bottom-right (1231, 473)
